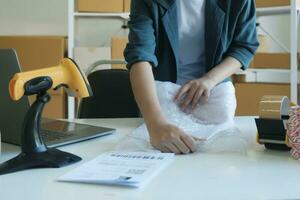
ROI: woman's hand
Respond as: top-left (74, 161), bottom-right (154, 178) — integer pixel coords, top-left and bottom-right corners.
top-left (174, 77), bottom-right (216, 112)
top-left (147, 121), bottom-right (202, 154)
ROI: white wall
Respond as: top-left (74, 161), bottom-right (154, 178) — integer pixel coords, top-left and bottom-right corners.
top-left (0, 0), bottom-right (68, 35)
top-left (0, 0), bottom-right (298, 51)
top-left (0, 0), bottom-right (125, 46)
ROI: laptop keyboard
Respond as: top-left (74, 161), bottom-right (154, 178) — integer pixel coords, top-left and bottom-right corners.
top-left (41, 130), bottom-right (74, 142)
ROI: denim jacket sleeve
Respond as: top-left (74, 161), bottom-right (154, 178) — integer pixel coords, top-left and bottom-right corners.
top-left (124, 0), bottom-right (158, 70)
top-left (225, 0), bottom-right (259, 70)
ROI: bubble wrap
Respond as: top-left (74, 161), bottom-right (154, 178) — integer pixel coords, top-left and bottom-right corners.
top-left (116, 81), bottom-right (249, 154)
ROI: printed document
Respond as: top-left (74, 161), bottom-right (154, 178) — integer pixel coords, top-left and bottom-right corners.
top-left (58, 152), bottom-right (174, 187)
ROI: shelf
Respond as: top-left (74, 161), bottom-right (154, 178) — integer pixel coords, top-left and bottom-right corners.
top-left (236, 68), bottom-right (293, 74)
top-left (257, 6), bottom-right (291, 16)
top-left (235, 69), bottom-right (300, 84)
top-left (256, 6), bottom-right (300, 16)
top-left (74, 12), bottom-right (130, 20)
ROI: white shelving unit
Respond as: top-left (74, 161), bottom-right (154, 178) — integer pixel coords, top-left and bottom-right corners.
top-left (290, 0), bottom-right (300, 103)
top-left (235, 68), bottom-right (300, 83)
top-left (74, 12), bottom-right (129, 19)
top-left (237, 1), bottom-right (300, 104)
top-left (67, 0), bottom-right (129, 119)
top-left (256, 6), bottom-right (295, 16)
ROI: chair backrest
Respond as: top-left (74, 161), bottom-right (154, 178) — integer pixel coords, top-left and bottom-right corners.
top-left (78, 69), bottom-right (140, 118)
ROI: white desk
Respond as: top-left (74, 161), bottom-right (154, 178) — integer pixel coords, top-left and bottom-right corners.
top-left (1, 117), bottom-right (300, 200)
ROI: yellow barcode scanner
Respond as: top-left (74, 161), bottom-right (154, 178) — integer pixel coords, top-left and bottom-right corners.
top-left (9, 58), bottom-right (92, 100)
top-left (0, 58), bottom-right (92, 176)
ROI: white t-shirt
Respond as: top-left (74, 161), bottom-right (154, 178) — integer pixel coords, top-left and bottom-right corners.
top-left (176, 0), bottom-right (206, 85)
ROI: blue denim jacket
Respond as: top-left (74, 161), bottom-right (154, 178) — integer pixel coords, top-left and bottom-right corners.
top-left (124, 0), bottom-right (259, 82)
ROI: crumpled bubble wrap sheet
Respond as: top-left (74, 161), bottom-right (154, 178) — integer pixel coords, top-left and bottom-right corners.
top-left (116, 81), bottom-right (249, 154)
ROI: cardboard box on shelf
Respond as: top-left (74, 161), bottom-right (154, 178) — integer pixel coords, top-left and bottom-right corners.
top-left (232, 74), bottom-right (252, 83)
top-left (111, 36), bottom-right (128, 69)
top-left (0, 36), bottom-right (68, 119)
top-left (249, 53), bottom-right (292, 69)
top-left (231, 75), bottom-right (243, 84)
top-left (74, 47), bottom-right (111, 74)
top-left (0, 36), bottom-right (67, 71)
top-left (256, 0), bottom-right (291, 8)
top-left (235, 83), bottom-right (299, 116)
top-left (77, 0), bottom-right (123, 13)
top-left (124, 0), bottom-right (131, 12)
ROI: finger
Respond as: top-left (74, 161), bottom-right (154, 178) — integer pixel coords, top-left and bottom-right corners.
top-left (180, 134), bottom-right (197, 152)
top-left (180, 86), bottom-right (198, 112)
top-left (191, 88), bottom-right (205, 110)
top-left (175, 83), bottom-right (191, 101)
top-left (159, 146), bottom-right (172, 153)
top-left (203, 89), bottom-right (210, 102)
top-left (192, 136), bottom-right (207, 146)
top-left (173, 139), bottom-right (190, 154)
top-left (165, 143), bottom-right (181, 154)
top-left (192, 136), bottom-right (207, 141)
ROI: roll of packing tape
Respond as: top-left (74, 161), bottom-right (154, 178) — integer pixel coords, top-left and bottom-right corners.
top-left (287, 106), bottom-right (300, 159)
top-left (259, 96), bottom-right (290, 119)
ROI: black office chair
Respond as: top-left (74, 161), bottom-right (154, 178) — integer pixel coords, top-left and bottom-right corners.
top-left (78, 68), bottom-right (140, 118)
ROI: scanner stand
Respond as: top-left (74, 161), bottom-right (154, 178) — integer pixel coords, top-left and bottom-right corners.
top-left (0, 81), bottom-right (81, 175)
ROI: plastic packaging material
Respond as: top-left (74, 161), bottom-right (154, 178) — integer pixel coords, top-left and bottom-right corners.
top-left (155, 81), bottom-right (237, 125)
top-left (155, 81), bottom-right (194, 129)
top-left (197, 127), bottom-right (249, 154)
top-left (116, 81), bottom-right (249, 154)
top-left (287, 106), bottom-right (300, 160)
top-left (116, 123), bottom-right (249, 155)
top-left (115, 124), bottom-right (157, 152)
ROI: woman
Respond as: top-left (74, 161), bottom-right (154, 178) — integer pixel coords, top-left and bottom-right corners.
top-left (124, 0), bottom-right (259, 154)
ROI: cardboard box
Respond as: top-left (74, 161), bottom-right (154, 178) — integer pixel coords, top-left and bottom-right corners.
top-left (28, 89), bottom-right (67, 119)
top-left (231, 75), bottom-right (243, 84)
top-left (77, 0), bottom-right (123, 13)
top-left (232, 74), bottom-right (253, 83)
top-left (74, 47), bottom-right (111, 74)
top-left (0, 36), bottom-right (68, 119)
top-left (111, 36), bottom-right (128, 69)
top-left (0, 36), bottom-right (67, 71)
top-left (256, 0), bottom-right (291, 8)
top-left (249, 53), bottom-right (292, 69)
top-left (235, 83), bottom-right (299, 116)
top-left (124, 0), bottom-right (131, 12)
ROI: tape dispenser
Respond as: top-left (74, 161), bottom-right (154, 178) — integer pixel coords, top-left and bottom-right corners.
top-left (255, 95), bottom-right (292, 150)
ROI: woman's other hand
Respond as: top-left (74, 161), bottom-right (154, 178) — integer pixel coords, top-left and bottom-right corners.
top-left (174, 77), bottom-right (215, 112)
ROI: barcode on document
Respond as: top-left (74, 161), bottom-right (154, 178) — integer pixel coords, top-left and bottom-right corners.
top-left (111, 153), bottom-right (164, 160)
top-left (126, 169), bottom-right (146, 175)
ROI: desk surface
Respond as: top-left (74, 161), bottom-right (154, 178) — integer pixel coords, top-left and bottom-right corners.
top-left (1, 117), bottom-right (300, 200)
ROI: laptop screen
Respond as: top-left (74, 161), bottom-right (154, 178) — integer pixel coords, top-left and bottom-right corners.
top-left (0, 49), bottom-right (30, 145)
top-left (42, 120), bottom-right (87, 133)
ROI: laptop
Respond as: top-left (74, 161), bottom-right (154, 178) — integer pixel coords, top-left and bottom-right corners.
top-left (0, 49), bottom-right (115, 147)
